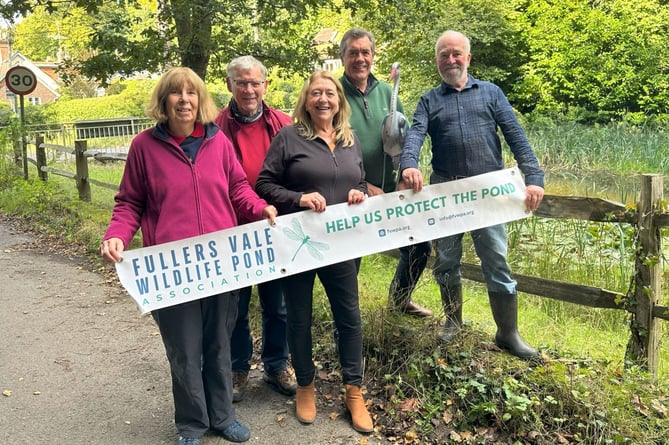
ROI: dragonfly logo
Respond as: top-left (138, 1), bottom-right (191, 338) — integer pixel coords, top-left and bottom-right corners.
top-left (283, 218), bottom-right (330, 262)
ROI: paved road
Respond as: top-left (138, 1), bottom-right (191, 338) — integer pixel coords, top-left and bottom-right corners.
top-left (0, 219), bottom-right (387, 445)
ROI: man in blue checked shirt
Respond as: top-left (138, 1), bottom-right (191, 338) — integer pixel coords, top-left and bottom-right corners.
top-left (399, 30), bottom-right (545, 359)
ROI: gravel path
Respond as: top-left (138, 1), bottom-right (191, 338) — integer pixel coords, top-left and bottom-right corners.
top-left (0, 219), bottom-right (388, 445)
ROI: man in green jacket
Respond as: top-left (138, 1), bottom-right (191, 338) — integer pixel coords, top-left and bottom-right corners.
top-left (339, 28), bottom-right (432, 318)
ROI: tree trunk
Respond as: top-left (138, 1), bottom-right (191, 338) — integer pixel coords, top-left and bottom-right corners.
top-left (171, 0), bottom-right (213, 80)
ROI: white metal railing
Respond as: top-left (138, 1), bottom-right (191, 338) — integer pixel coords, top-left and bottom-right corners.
top-left (1, 118), bottom-right (156, 158)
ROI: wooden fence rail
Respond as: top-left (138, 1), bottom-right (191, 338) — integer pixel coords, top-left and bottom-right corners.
top-left (20, 138), bottom-right (669, 375)
top-left (458, 175), bottom-right (666, 374)
top-left (27, 136), bottom-right (125, 200)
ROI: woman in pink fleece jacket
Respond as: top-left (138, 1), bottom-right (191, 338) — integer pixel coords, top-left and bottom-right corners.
top-left (100, 67), bottom-right (276, 445)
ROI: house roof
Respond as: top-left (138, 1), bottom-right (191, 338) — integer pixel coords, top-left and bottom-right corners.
top-left (313, 28), bottom-right (339, 45)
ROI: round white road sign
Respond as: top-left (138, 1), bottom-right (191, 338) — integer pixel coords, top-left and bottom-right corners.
top-left (6, 66), bottom-right (37, 95)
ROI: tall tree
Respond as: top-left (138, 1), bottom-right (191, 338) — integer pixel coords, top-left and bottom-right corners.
top-left (3, 0), bottom-right (367, 83)
top-left (357, 0), bottom-right (529, 113)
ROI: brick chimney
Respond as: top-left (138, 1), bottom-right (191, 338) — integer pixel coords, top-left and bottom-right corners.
top-left (0, 39), bottom-right (11, 64)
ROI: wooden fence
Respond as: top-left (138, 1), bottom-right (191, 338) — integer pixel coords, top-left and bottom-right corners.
top-left (20, 137), bottom-right (669, 376)
top-left (26, 136), bottom-right (126, 201)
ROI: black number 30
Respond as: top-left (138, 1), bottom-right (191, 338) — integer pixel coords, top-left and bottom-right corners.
top-left (9, 73), bottom-right (33, 87)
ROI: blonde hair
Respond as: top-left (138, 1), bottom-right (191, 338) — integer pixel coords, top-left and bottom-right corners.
top-left (145, 67), bottom-right (218, 124)
top-left (292, 71), bottom-right (355, 147)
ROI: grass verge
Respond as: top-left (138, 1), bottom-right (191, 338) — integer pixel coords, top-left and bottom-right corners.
top-left (0, 171), bottom-right (667, 444)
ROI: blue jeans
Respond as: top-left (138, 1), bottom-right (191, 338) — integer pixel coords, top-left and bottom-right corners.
top-left (430, 171), bottom-right (516, 294)
top-left (231, 280), bottom-right (289, 375)
top-left (432, 224), bottom-right (516, 294)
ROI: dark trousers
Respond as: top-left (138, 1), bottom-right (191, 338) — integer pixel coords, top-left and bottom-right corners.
top-left (389, 242), bottom-right (432, 305)
top-left (152, 291), bottom-right (239, 438)
top-left (231, 280), bottom-right (289, 375)
top-left (281, 259), bottom-right (363, 387)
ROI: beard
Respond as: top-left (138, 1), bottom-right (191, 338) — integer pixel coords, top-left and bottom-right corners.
top-left (439, 65), bottom-right (465, 86)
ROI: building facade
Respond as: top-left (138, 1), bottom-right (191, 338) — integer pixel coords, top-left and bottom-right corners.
top-left (0, 39), bottom-right (61, 110)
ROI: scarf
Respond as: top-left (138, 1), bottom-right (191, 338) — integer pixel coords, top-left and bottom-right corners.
top-left (229, 99), bottom-right (264, 124)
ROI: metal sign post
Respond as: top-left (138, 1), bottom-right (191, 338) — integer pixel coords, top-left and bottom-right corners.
top-left (6, 66), bottom-right (37, 179)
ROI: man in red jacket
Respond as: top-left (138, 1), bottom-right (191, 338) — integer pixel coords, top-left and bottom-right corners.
top-left (215, 56), bottom-right (296, 402)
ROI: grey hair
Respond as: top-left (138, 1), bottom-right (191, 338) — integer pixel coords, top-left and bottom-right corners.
top-left (435, 30), bottom-right (471, 56)
top-left (339, 28), bottom-right (376, 58)
top-left (226, 55), bottom-right (268, 80)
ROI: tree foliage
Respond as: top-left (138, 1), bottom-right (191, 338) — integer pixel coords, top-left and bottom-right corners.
top-left (515, 0), bottom-right (669, 121)
top-left (356, 0), bottom-right (529, 114)
top-left (12, 5), bottom-right (96, 64)
top-left (3, 0), bottom-right (669, 123)
top-left (7, 0), bottom-right (365, 83)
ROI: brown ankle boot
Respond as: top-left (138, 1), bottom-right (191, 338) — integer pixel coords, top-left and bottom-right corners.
top-left (295, 381), bottom-right (316, 424)
top-left (344, 384), bottom-right (373, 433)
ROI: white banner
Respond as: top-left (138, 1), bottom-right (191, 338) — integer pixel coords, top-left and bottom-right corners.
top-left (115, 167), bottom-right (530, 314)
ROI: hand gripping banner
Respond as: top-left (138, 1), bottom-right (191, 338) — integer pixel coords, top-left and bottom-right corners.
top-left (115, 167), bottom-right (530, 315)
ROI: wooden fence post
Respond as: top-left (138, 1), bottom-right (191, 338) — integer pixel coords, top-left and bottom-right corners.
top-left (626, 174), bottom-right (663, 374)
top-left (35, 134), bottom-right (48, 181)
top-left (74, 139), bottom-right (91, 202)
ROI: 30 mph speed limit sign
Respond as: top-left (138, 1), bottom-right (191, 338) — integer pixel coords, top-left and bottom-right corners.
top-left (6, 66), bottom-right (37, 95)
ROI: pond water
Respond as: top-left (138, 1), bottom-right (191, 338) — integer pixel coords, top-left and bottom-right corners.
top-left (543, 168), bottom-right (669, 297)
top-left (544, 169), bottom-right (667, 206)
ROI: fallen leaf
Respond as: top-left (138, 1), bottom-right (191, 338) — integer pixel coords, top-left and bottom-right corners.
top-left (449, 430), bottom-right (462, 442)
top-left (631, 394), bottom-right (650, 417)
top-left (399, 398), bottom-right (418, 412)
top-left (442, 410), bottom-right (453, 425)
top-left (556, 433), bottom-right (569, 443)
top-left (651, 399), bottom-right (666, 418)
top-left (405, 430), bottom-right (418, 443)
top-left (329, 412), bottom-right (339, 420)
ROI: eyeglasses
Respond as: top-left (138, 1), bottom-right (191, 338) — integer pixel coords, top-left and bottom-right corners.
top-left (232, 79), bottom-right (265, 89)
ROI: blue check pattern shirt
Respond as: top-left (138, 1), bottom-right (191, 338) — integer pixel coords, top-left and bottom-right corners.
top-left (400, 75), bottom-right (544, 187)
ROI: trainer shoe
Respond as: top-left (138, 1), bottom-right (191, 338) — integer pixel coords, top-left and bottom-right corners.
top-left (216, 420), bottom-right (251, 443)
top-left (232, 370), bottom-right (248, 402)
top-left (177, 437), bottom-right (201, 445)
top-left (263, 365), bottom-right (297, 396)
